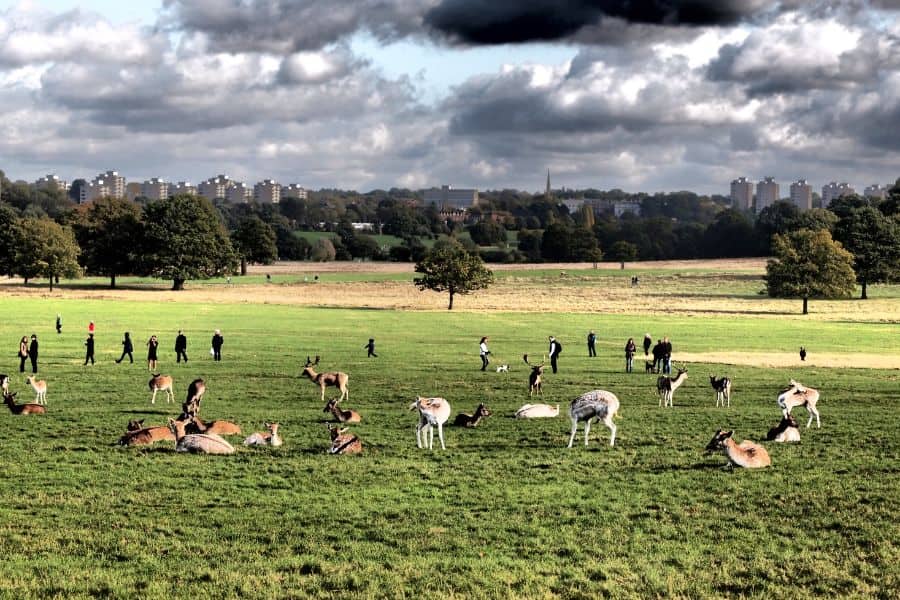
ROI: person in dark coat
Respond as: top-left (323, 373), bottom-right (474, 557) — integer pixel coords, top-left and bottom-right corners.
top-left (548, 336), bottom-right (561, 374)
top-left (651, 339), bottom-right (663, 373)
top-left (587, 331), bottom-right (597, 357)
top-left (116, 332), bottom-right (134, 364)
top-left (84, 333), bottom-right (95, 365)
top-left (625, 337), bottom-right (636, 373)
top-left (147, 335), bottom-right (159, 371)
top-left (29, 334), bottom-right (39, 374)
top-left (662, 336), bottom-right (673, 375)
top-left (211, 330), bottom-right (224, 361)
top-left (18, 336), bottom-right (28, 373)
top-left (365, 338), bottom-right (378, 358)
top-left (175, 330), bottom-right (188, 363)
top-left (56, 314), bottom-right (62, 335)
top-left (643, 333), bottom-right (652, 356)
top-left (800, 347), bottom-right (807, 361)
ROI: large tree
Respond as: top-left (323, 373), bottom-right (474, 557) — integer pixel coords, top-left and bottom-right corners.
top-left (14, 217), bottom-right (81, 290)
top-left (765, 229), bottom-right (856, 314)
top-left (0, 203), bottom-right (19, 276)
top-left (140, 195), bottom-right (237, 290)
top-left (72, 196), bottom-right (142, 288)
top-left (832, 206), bottom-right (900, 299)
top-left (231, 216), bottom-right (278, 275)
top-left (414, 239), bottom-right (494, 309)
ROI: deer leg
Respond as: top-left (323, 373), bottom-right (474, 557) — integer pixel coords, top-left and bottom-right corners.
top-left (807, 406), bottom-right (820, 428)
top-left (606, 417), bottom-right (616, 446)
top-left (437, 423), bottom-right (445, 450)
top-left (567, 417), bottom-right (578, 448)
top-left (584, 419), bottom-right (592, 446)
top-left (151, 389), bottom-right (157, 404)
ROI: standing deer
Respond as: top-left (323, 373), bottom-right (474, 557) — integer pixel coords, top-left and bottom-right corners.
top-left (523, 354), bottom-right (544, 396)
top-left (657, 367), bottom-right (688, 408)
top-left (26, 376), bottom-right (47, 405)
top-left (410, 396), bottom-right (451, 450)
top-left (148, 374), bottom-right (174, 404)
top-left (3, 391), bottom-right (46, 415)
top-left (568, 389), bottom-right (620, 448)
top-left (776, 379), bottom-right (821, 428)
top-left (181, 378), bottom-right (206, 418)
top-left (709, 375), bottom-right (732, 407)
top-left (323, 397), bottom-right (361, 423)
top-left (328, 424), bottom-right (362, 454)
top-left (302, 356), bottom-right (349, 403)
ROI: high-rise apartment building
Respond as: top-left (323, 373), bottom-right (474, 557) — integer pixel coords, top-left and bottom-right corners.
top-left (789, 179), bottom-right (812, 211)
top-left (35, 174), bottom-right (68, 193)
top-left (81, 170), bottom-right (125, 203)
top-left (822, 182), bottom-right (855, 206)
top-left (282, 184), bottom-right (308, 200)
top-left (756, 177), bottom-right (779, 212)
top-left (730, 177), bottom-right (754, 210)
top-left (169, 182), bottom-right (197, 197)
top-left (141, 177), bottom-right (169, 201)
top-left (864, 184), bottom-right (888, 200)
top-left (254, 179), bottom-right (281, 203)
top-left (198, 175), bottom-right (232, 201)
top-left (225, 181), bottom-right (252, 203)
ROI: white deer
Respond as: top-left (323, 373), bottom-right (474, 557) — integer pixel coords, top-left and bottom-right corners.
top-left (777, 379), bottom-right (821, 428)
top-left (410, 396), bottom-right (451, 450)
top-left (26, 376), bottom-right (47, 405)
top-left (568, 389), bottom-right (620, 448)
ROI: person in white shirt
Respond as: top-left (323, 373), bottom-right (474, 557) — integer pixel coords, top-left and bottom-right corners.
top-left (479, 337), bottom-right (490, 371)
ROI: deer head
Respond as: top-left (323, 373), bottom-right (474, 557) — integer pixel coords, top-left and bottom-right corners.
top-left (705, 429), bottom-right (733, 452)
top-left (127, 419), bottom-right (145, 431)
top-left (523, 354), bottom-right (544, 372)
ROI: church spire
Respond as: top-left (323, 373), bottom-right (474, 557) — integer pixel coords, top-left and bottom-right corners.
top-left (545, 169), bottom-right (551, 199)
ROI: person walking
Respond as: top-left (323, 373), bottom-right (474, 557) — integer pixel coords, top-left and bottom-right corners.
top-left (18, 336), bottom-right (29, 373)
top-left (587, 330), bottom-right (597, 357)
top-left (479, 336), bottom-right (490, 371)
top-left (175, 330), bottom-right (188, 363)
top-left (28, 334), bottom-right (38, 374)
top-left (548, 336), bottom-right (561, 374)
top-left (662, 336), bottom-right (673, 375)
top-left (115, 332), bottom-right (134, 364)
top-left (625, 337), bottom-right (636, 373)
top-left (84, 333), bottom-right (95, 365)
top-left (643, 333), bottom-right (652, 356)
top-left (146, 335), bottom-right (159, 371)
top-left (364, 338), bottom-right (378, 358)
top-left (56, 314), bottom-right (62, 335)
top-left (211, 329), bottom-right (224, 361)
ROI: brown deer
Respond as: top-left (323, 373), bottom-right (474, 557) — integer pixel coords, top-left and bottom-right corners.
top-left (523, 354), bottom-right (544, 396)
top-left (244, 422), bottom-right (283, 447)
top-left (706, 429), bottom-right (771, 468)
top-left (185, 416), bottom-right (242, 436)
top-left (168, 418), bottom-right (235, 455)
top-left (119, 419), bottom-right (175, 446)
top-left (26, 376), bottom-right (47, 405)
top-left (148, 374), bottom-right (174, 404)
top-left (181, 378), bottom-right (206, 418)
top-left (328, 424), bottom-right (362, 454)
top-left (766, 414), bottom-right (801, 443)
top-left (657, 366), bottom-right (688, 408)
top-left (3, 391), bottom-right (46, 415)
top-left (453, 403), bottom-right (492, 427)
top-left (323, 397), bottom-right (361, 423)
top-left (302, 356), bottom-right (349, 402)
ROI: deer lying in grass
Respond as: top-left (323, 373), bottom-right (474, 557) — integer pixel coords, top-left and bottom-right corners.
top-left (410, 396), bottom-right (451, 450)
top-left (244, 422), bottom-right (283, 447)
top-left (706, 429), bottom-right (771, 468)
top-left (26, 376), bottom-right (47, 405)
top-left (453, 403), bottom-right (492, 427)
top-left (119, 419), bottom-right (174, 446)
top-left (709, 375), bottom-right (732, 408)
top-left (185, 416), bottom-right (242, 436)
top-left (168, 418), bottom-right (235, 455)
top-left (302, 356), bottom-right (349, 402)
top-left (766, 414), bottom-right (801, 443)
top-left (657, 367), bottom-right (688, 408)
top-left (514, 403), bottom-right (559, 418)
top-left (323, 397), bottom-right (361, 423)
top-left (181, 378), bottom-right (206, 418)
top-left (568, 390), bottom-right (620, 448)
top-left (3, 391), bottom-right (46, 415)
top-left (148, 374), bottom-right (174, 404)
top-left (328, 424), bottom-right (362, 454)
top-left (777, 379), bottom-right (821, 428)
top-left (523, 354), bottom-right (543, 396)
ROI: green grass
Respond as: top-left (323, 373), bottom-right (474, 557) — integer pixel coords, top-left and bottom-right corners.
top-left (0, 293), bottom-right (897, 598)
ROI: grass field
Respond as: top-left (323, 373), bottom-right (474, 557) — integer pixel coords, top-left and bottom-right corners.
top-left (0, 261), bottom-right (897, 599)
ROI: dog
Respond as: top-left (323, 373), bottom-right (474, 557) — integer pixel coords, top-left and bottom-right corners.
top-left (495, 364), bottom-right (509, 373)
top-left (645, 361), bottom-right (655, 373)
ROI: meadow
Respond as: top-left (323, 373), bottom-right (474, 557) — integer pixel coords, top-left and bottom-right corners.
top-left (0, 261), bottom-right (897, 599)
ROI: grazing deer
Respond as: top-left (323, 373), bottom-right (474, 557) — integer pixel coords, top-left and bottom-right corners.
top-left (766, 414), bottom-right (801, 443)
top-left (709, 375), bottom-right (732, 408)
top-left (657, 367), bottom-right (688, 408)
top-left (181, 378), bottom-right (206, 417)
top-left (302, 356), bottom-right (349, 403)
top-left (323, 397), bottom-right (361, 423)
top-left (328, 424), bottom-right (362, 454)
top-left (568, 389), bottom-right (620, 448)
top-left (168, 418), bottom-right (235, 455)
top-left (777, 379), bottom-right (821, 428)
top-left (148, 374), bottom-right (174, 404)
top-left (244, 422), bottom-right (283, 447)
top-left (410, 396), bottom-right (451, 450)
top-left (706, 429), bottom-right (771, 468)
top-left (3, 391), bottom-right (46, 415)
top-left (514, 403), bottom-right (559, 419)
top-left (523, 354), bottom-right (544, 396)
top-left (26, 376), bottom-right (47, 405)
top-left (453, 403), bottom-right (492, 427)
top-left (186, 416), bottom-right (242, 436)
top-left (119, 419), bottom-right (174, 446)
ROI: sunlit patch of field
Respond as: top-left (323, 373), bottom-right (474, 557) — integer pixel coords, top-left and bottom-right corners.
top-left (676, 351), bottom-right (900, 370)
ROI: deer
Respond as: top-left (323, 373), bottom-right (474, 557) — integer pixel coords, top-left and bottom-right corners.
top-left (514, 403), bottom-right (559, 418)
top-left (328, 424), bottom-right (362, 454)
top-left (118, 419), bottom-right (175, 446)
top-left (168, 418), bottom-right (235, 455)
top-left (148, 374), bottom-right (174, 405)
top-left (766, 414), bottom-right (801, 443)
top-left (26, 376), bottom-right (47, 405)
top-left (706, 429), bottom-right (771, 468)
top-left (3, 391), bottom-right (46, 415)
top-left (657, 366), bottom-right (688, 408)
top-left (302, 356), bottom-right (349, 403)
top-left (453, 403), bottom-right (492, 427)
top-left (181, 378), bottom-right (206, 418)
top-left (777, 379), bottom-right (821, 428)
top-left (0, 374), bottom-right (9, 393)
top-left (523, 354), bottom-right (544, 396)
top-left (568, 389), bottom-right (620, 448)
top-left (709, 375), bottom-right (732, 408)
top-left (323, 397), bottom-right (361, 423)
top-left (410, 396), bottom-right (451, 450)
top-left (185, 416), bottom-right (242, 436)
top-left (244, 422), bottom-right (283, 447)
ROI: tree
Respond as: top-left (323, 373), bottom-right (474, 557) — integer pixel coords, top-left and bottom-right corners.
top-left (140, 195), bottom-right (237, 290)
top-left (72, 196), bottom-right (142, 288)
top-left (468, 220), bottom-right (507, 245)
top-left (607, 240), bottom-right (638, 262)
top-left (0, 203), bottom-right (19, 276)
top-left (231, 216), bottom-right (278, 275)
top-left (755, 201), bottom-right (800, 252)
top-left (832, 206), bottom-right (900, 299)
top-left (311, 238), bottom-right (336, 261)
top-left (414, 239), bottom-right (494, 309)
top-left (765, 229), bottom-right (856, 314)
top-left (14, 217), bottom-right (81, 291)
top-left (700, 209), bottom-right (757, 258)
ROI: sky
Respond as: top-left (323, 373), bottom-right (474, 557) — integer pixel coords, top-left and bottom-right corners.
top-left (1, 0), bottom-right (899, 195)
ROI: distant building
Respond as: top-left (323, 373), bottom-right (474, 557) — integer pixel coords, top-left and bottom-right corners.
top-left (198, 175), bottom-right (232, 201)
top-left (560, 199), bottom-right (584, 214)
top-left (254, 179), bottom-right (281, 203)
top-left (125, 182), bottom-right (142, 201)
top-left (730, 177), bottom-right (754, 210)
top-left (81, 170), bottom-right (125, 203)
top-left (613, 201), bottom-right (641, 217)
top-left (35, 174), bottom-right (68, 193)
top-left (822, 182), bottom-right (856, 206)
top-left (789, 179), bottom-right (812, 211)
top-left (424, 185), bottom-right (479, 211)
top-left (282, 184), bottom-right (308, 200)
top-left (756, 177), bottom-right (779, 212)
top-left (169, 181), bottom-right (197, 197)
top-left (141, 177), bottom-right (169, 201)
top-left (225, 181), bottom-right (252, 203)
top-left (864, 184), bottom-right (888, 200)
